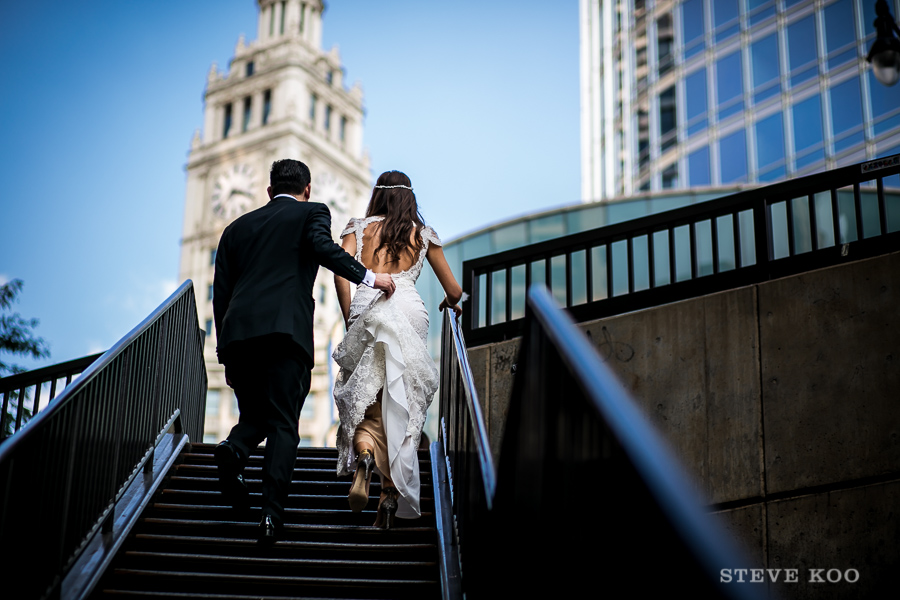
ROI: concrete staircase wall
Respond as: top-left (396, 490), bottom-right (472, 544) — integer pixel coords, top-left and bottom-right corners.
top-left (467, 251), bottom-right (900, 598)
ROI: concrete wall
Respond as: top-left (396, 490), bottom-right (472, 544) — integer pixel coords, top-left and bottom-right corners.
top-left (467, 251), bottom-right (900, 599)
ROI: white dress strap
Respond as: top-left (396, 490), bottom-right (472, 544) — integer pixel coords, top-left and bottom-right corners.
top-left (339, 218), bottom-right (359, 239)
top-left (421, 226), bottom-right (442, 247)
top-left (341, 216), bottom-right (385, 262)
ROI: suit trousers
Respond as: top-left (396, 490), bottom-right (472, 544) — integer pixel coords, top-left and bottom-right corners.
top-left (224, 335), bottom-right (310, 525)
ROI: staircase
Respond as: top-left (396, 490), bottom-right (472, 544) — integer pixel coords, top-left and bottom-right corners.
top-left (90, 443), bottom-right (441, 600)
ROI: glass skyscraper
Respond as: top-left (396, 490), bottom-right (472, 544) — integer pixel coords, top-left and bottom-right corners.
top-left (580, 0), bottom-right (900, 200)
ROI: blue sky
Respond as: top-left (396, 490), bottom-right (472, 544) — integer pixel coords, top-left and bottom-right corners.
top-left (0, 1), bottom-right (580, 370)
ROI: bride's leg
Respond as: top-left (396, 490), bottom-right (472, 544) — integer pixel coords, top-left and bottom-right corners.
top-left (350, 392), bottom-right (389, 512)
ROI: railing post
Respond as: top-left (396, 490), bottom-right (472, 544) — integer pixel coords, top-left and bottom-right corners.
top-left (753, 199), bottom-right (771, 279)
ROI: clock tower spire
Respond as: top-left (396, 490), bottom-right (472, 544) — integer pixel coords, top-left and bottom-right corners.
top-left (178, 0), bottom-right (370, 445)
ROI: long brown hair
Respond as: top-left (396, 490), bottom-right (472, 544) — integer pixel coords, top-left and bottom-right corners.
top-left (365, 171), bottom-right (425, 266)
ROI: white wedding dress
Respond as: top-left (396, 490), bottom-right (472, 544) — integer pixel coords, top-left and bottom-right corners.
top-left (332, 216), bottom-right (441, 519)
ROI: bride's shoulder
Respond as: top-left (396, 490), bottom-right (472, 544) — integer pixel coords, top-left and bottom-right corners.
top-left (340, 217), bottom-right (363, 238)
top-left (420, 224), bottom-right (442, 247)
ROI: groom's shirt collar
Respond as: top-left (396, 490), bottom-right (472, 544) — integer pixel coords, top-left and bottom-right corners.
top-left (273, 193), bottom-right (299, 201)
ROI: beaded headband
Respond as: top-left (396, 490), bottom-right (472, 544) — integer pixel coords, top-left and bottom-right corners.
top-left (374, 184), bottom-right (414, 191)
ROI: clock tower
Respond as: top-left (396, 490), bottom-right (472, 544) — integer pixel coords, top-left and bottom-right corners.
top-left (178, 0), bottom-right (370, 445)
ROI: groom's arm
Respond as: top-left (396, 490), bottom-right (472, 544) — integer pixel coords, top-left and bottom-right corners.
top-left (212, 233), bottom-right (233, 353)
top-left (305, 203), bottom-right (367, 283)
top-left (305, 204), bottom-right (394, 295)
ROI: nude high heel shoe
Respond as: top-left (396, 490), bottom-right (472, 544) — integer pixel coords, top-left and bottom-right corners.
top-left (348, 449), bottom-right (374, 512)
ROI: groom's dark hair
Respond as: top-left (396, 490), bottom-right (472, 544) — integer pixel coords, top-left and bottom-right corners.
top-left (270, 159), bottom-right (311, 196)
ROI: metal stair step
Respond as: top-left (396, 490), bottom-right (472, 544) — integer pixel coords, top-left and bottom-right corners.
top-left (102, 569), bottom-right (439, 599)
top-left (130, 533), bottom-right (437, 560)
top-left (90, 446), bottom-right (441, 600)
top-left (115, 550), bottom-right (437, 578)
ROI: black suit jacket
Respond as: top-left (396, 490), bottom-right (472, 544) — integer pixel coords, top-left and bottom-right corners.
top-left (213, 197), bottom-right (366, 368)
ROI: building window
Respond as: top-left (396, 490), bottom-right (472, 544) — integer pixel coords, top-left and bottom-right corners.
top-left (324, 104), bottom-right (332, 132)
top-left (681, 0), bottom-right (706, 59)
top-left (787, 15), bottom-right (818, 87)
top-left (830, 76), bottom-right (863, 145)
top-left (688, 147), bottom-right (711, 186)
top-left (309, 93), bottom-right (317, 123)
top-left (299, 2), bottom-right (306, 33)
top-left (713, 0), bottom-right (738, 28)
top-left (205, 389), bottom-right (220, 419)
top-left (246, 61), bottom-right (254, 77)
top-left (719, 129), bottom-right (748, 183)
top-left (300, 396), bottom-right (315, 420)
top-left (242, 97), bottom-right (252, 132)
top-left (657, 13), bottom-right (674, 77)
top-left (637, 104), bottom-right (650, 168)
top-left (210, 248), bottom-right (216, 265)
top-left (340, 116), bottom-right (347, 142)
top-left (662, 164), bottom-right (678, 189)
top-left (716, 51), bottom-right (744, 120)
top-left (750, 33), bottom-right (780, 104)
top-left (712, 0), bottom-right (739, 42)
top-left (263, 89), bottom-right (272, 125)
top-left (685, 68), bottom-right (708, 136)
top-left (755, 112), bottom-right (785, 173)
top-left (792, 94), bottom-right (824, 169)
top-left (279, 1), bottom-right (286, 35)
top-left (208, 284), bottom-right (214, 301)
top-left (223, 103), bottom-right (233, 138)
top-left (326, 70), bottom-right (333, 85)
top-left (205, 319), bottom-right (213, 337)
top-left (824, 0), bottom-right (855, 60)
top-left (659, 86), bottom-right (677, 151)
top-left (269, 3), bottom-right (275, 36)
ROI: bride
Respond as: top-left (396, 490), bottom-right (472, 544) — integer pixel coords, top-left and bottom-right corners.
top-left (332, 170), bottom-right (462, 529)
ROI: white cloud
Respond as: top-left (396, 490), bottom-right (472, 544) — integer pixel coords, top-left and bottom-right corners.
top-left (87, 343), bottom-right (107, 356)
top-left (0, 274), bottom-right (8, 286)
top-left (160, 278), bottom-right (179, 298)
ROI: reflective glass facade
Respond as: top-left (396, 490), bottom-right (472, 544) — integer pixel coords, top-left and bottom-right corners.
top-left (580, 0), bottom-right (900, 200)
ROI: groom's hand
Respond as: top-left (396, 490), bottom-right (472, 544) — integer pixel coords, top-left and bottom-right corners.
top-left (373, 273), bottom-right (395, 298)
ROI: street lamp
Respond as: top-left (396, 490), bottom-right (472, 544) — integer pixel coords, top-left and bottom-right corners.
top-left (867, 0), bottom-right (900, 86)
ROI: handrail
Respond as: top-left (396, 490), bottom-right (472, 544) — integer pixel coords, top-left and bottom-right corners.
top-left (447, 312), bottom-right (496, 503)
top-left (435, 309), bottom-right (497, 598)
top-left (435, 284), bottom-right (767, 597)
top-left (485, 285), bottom-right (765, 597)
top-left (1, 353), bottom-right (103, 439)
top-left (463, 154), bottom-right (900, 344)
top-left (0, 280), bottom-right (207, 600)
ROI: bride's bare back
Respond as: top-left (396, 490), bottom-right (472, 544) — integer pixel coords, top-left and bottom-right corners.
top-left (334, 215), bottom-right (463, 325)
top-left (359, 221), bottom-right (420, 274)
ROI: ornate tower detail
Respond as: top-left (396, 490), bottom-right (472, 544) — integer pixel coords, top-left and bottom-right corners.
top-left (179, 0), bottom-right (370, 445)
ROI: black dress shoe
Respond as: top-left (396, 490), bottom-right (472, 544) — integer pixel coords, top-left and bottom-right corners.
top-left (258, 514), bottom-right (279, 545)
top-left (214, 441), bottom-right (249, 510)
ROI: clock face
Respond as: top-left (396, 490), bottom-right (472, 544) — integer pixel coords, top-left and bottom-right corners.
top-left (312, 171), bottom-right (349, 214)
top-left (211, 163), bottom-right (257, 220)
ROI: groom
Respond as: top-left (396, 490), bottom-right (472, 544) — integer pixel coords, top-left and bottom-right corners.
top-left (212, 159), bottom-right (394, 544)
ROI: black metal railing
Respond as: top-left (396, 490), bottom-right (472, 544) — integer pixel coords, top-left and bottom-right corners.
top-left (433, 309), bottom-right (496, 597)
top-left (463, 154), bottom-right (900, 344)
top-left (1, 353), bottom-right (102, 440)
top-left (436, 286), bottom-right (765, 598)
top-left (0, 280), bottom-right (207, 600)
